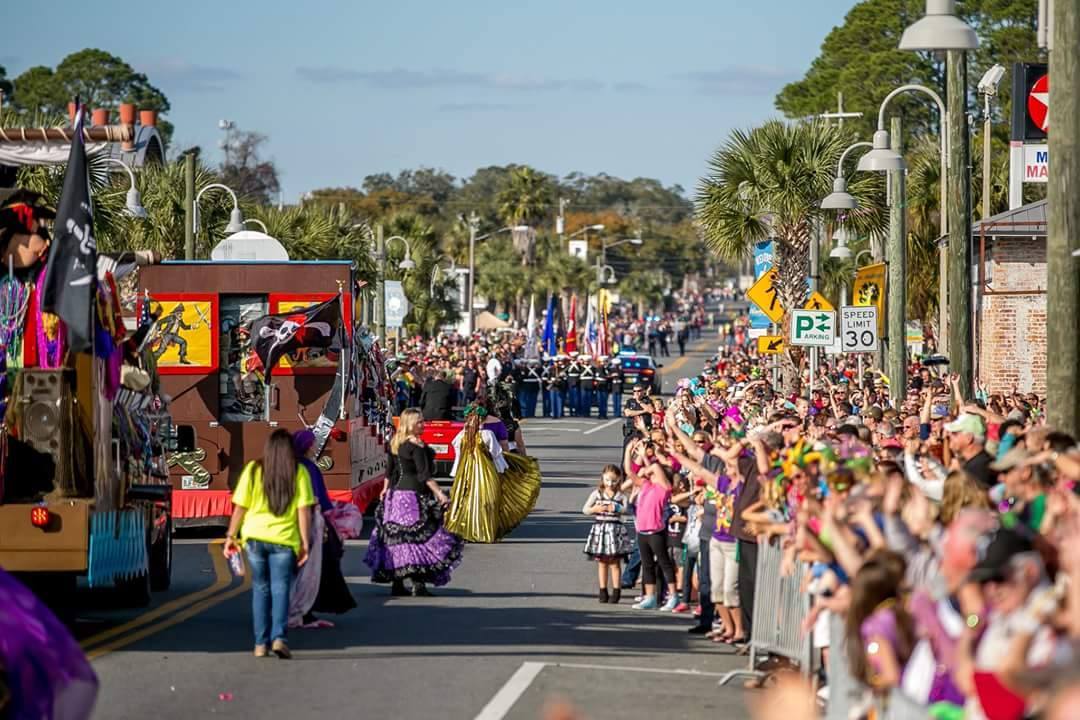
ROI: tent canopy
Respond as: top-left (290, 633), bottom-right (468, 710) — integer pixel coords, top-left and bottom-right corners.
top-left (475, 310), bottom-right (511, 330)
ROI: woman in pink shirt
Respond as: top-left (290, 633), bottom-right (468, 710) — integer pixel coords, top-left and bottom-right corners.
top-left (626, 455), bottom-right (677, 610)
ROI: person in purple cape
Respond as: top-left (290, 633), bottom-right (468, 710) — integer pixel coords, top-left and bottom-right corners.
top-left (0, 567), bottom-right (98, 719)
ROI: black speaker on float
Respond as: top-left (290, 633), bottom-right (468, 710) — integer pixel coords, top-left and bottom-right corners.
top-left (16, 369), bottom-right (75, 494)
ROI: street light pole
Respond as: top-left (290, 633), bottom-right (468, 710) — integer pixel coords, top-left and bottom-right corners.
top-left (887, 115), bottom-right (907, 406)
top-left (467, 212), bottom-right (479, 336)
top-left (376, 224), bottom-right (386, 343)
top-left (1046, 0), bottom-right (1080, 434)
top-left (947, 50), bottom-right (973, 398)
top-left (184, 151), bottom-right (196, 259)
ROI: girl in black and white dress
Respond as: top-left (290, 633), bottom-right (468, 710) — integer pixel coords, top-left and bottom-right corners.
top-left (583, 464), bottom-right (634, 604)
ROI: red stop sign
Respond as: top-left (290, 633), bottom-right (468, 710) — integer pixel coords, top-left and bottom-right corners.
top-left (1028, 74), bottom-right (1049, 132)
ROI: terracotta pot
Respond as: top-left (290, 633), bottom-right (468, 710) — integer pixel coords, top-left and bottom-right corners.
top-left (118, 103), bottom-right (136, 125)
top-left (91, 108), bottom-right (109, 126)
top-left (139, 109), bottom-right (157, 127)
top-left (67, 102), bottom-right (78, 124)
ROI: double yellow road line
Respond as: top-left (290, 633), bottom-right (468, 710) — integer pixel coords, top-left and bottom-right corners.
top-left (79, 541), bottom-right (251, 660)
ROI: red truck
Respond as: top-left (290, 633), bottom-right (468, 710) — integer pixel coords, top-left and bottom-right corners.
top-left (391, 417), bottom-right (463, 478)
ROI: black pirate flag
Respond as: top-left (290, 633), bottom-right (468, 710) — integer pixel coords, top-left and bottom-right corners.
top-left (249, 297), bottom-right (341, 383)
top-left (42, 100), bottom-right (97, 352)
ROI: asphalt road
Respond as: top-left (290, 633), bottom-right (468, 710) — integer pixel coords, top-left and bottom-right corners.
top-left (82, 335), bottom-right (754, 720)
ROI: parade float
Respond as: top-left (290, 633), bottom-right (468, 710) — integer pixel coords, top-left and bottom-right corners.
top-left (0, 108), bottom-right (174, 607)
top-left (138, 255), bottom-right (392, 526)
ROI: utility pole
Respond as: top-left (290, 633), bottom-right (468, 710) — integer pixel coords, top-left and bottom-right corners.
top-left (887, 115), bottom-right (907, 406)
top-left (947, 50), bottom-right (973, 398)
top-left (183, 151), bottom-right (196, 259)
top-left (376, 224), bottom-right (386, 344)
top-left (819, 92), bottom-right (863, 127)
top-left (1046, 0), bottom-right (1080, 435)
top-left (467, 212), bottom-right (480, 335)
top-left (557, 198), bottom-right (567, 249)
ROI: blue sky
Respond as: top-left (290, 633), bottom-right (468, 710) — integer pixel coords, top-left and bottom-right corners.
top-left (4, 0), bottom-right (856, 201)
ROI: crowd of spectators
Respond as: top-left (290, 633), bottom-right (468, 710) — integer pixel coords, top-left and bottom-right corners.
top-left (604, 329), bottom-right (1080, 720)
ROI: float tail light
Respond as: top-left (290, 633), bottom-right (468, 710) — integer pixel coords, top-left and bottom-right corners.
top-left (30, 507), bottom-right (51, 528)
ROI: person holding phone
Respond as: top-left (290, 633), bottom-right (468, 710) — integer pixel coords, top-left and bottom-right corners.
top-left (582, 465), bottom-right (634, 603)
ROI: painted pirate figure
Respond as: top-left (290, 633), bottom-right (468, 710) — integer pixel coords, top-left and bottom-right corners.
top-left (154, 304), bottom-right (193, 364)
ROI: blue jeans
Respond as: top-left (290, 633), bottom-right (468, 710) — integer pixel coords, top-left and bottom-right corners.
top-left (621, 518), bottom-right (641, 587)
top-left (246, 540), bottom-right (296, 647)
top-left (611, 391), bottom-right (622, 417)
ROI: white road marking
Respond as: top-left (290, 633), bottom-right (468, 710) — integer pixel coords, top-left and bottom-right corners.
top-left (473, 660), bottom-right (729, 719)
top-left (474, 661), bottom-right (547, 720)
top-left (583, 418), bottom-right (620, 435)
top-left (551, 662), bottom-right (730, 677)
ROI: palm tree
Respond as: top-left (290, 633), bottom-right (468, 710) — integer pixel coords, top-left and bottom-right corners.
top-left (697, 120), bottom-right (887, 390)
top-left (475, 235), bottom-right (528, 317)
top-left (496, 166), bottom-right (554, 229)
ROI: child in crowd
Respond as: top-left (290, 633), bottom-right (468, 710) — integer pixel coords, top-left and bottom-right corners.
top-left (666, 474), bottom-right (691, 611)
top-left (583, 464), bottom-right (634, 604)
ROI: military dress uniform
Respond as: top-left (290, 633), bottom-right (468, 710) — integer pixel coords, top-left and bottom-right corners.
top-left (593, 359), bottom-right (611, 419)
top-left (520, 360), bottom-right (542, 418)
top-left (578, 358), bottom-right (595, 418)
top-left (566, 355), bottom-right (583, 417)
top-left (608, 361), bottom-right (625, 417)
top-left (552, 360), bottom-right (569, 419)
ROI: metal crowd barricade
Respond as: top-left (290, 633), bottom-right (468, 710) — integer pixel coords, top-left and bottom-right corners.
top-left (826, 614), bottom-right (930, 720)
top-left (876, 690), bottom-right (930, 720)
top-left (825, 613), bottom-right (865, 720)
top-left (718, 537), bottom-right (814, 686)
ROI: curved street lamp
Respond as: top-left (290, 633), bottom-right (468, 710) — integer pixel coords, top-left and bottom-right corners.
top-left (242, 218), bottom-right (269, 234)
top-left (385, 235), bottom-right (415, 270)
top-left (899, 0), bottom-right (978, 51)
top-left (105, 158), bottom-right (148, 218)
top-left (194, 182), bottom-right (245, 239)
top-left (821, 141), bottom-right (873, 210)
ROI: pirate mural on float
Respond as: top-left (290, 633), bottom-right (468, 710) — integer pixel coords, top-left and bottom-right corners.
top-left (145, 297), bottom-right (216, 369)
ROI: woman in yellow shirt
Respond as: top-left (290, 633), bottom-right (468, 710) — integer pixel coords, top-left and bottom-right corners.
top-left (224, 430), bottom-right (315, 658)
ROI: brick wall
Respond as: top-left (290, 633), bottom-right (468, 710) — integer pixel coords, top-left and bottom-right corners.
top-left (977, 236), bottom-right (1047, 395)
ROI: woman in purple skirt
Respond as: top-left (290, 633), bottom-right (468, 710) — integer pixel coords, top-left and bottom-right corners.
top-left (365, 408), bottom-right (464, 596)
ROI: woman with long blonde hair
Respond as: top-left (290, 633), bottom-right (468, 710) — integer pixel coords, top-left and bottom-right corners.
top-left (364, 408), bottom-right (464, 596)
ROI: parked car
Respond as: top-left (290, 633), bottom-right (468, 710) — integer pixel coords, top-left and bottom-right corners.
top-left (620, 353), bottom-right (663, 394)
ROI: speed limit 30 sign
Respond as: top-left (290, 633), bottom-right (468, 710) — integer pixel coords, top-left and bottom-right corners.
top-left (840, 306), bottom-right (879, 353)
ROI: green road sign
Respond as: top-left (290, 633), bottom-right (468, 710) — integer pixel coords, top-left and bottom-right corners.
top-left (790, 309), bottom-right (836, 347)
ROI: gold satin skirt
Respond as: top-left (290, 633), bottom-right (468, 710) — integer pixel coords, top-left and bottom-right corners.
top-left (444, 446), bottom-right (502, 543)
top-left (498, 452), bottom-right (542, 538)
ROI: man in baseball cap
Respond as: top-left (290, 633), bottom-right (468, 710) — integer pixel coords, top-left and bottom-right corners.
top-left (991, 447), bottom-right (1051, 533)
top-left (946, 413), bottom-right (997, 490)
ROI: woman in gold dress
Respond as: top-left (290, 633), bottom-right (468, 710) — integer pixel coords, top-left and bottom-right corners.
top-left (444, 404), bottom-right (541, 542)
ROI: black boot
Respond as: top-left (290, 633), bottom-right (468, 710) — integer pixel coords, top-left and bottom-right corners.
top-left (391, 580), bottom-right (409, 596)
top-left (598, 588), bottom-right (609, 604)
top-left (608, 589), bottom-right (621, 604)
top-left (412, 582), bottom-right (432, 597)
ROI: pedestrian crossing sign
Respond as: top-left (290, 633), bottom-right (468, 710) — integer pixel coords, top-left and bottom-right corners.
top-left (804, 291), bottom-right (834, 312)
top-left (746, 269), bottom-right (783, 323)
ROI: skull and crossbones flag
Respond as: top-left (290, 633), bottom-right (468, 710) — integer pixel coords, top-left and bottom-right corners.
top-left (249, 297), bottom-right (341, 383)
top-left (42, 99), bottom-right (97, 353)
